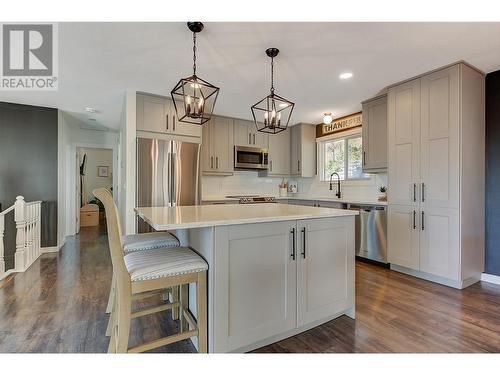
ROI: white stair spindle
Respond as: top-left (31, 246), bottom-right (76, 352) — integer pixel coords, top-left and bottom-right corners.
top-left (14, 196), bottom-right (26, 271)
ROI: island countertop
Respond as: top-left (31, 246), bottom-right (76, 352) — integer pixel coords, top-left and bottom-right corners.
top-left (135, 203), bottom-right (358, 231)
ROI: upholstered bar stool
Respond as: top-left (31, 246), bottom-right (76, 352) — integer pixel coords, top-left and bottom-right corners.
top-left (94, 188), bottom-right (208, 353)
top-left (106, 231), bottom-right (181, 314)
top-left (96, 189), bottom-right (181, 316)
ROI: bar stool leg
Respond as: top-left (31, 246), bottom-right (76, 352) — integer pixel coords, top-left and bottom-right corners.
top-left (172, 285), bottom-right (180, 320)
top-left (116, 291), bottom-right (132, 353)
top-left (196, 271), bottom-right (207, 353)
top-left (106, 273), bottom-right (116, 314)
top-left (106, 289), bottom-right (117, 337)
top-left (179, 284), bottom-right (189, 332)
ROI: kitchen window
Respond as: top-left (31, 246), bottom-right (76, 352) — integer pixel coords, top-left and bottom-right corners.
top-left (318, 131), bottom-right (369, 181)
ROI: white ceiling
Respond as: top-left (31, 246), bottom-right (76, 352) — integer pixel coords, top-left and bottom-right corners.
top-left (1, 22), bottom-right (500, 130)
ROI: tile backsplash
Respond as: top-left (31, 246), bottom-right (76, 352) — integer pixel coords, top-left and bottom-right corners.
top-left (202, 170), bottom-right (387, 201)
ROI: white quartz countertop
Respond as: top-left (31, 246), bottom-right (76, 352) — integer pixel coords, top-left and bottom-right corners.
top-left (202, 196), bottom-right (387, 206)
top-left (135, 203), bottom-right (358, 231)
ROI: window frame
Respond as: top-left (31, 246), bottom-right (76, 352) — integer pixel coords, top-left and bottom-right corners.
top-left (317, 128), bottom-right (370, 182)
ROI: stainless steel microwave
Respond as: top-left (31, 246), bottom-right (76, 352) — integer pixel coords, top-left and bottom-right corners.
top-left (234, 146), bottom-right (269, 170)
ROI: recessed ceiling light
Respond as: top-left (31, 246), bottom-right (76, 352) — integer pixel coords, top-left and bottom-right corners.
top-left (85, 107), bottom-right (98, 113)
top-left (339, 72), bottom-right (353, 80)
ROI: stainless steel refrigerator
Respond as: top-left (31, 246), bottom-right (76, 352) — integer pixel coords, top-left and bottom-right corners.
top-left (136, 137), bottom-right (201, 232)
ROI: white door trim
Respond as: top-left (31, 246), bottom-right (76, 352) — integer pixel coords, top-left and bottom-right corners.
top-left (66, 141), bottom-right (119, 236)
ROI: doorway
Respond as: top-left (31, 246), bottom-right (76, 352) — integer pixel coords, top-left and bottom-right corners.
top-left (73, 146), bottom-right (116, 234)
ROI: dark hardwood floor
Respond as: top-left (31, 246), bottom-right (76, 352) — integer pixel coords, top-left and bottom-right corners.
top-left (1, 224), bottom-right (500, 353)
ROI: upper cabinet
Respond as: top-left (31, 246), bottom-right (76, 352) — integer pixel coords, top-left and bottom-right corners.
top-left (290, 123), bottom-right (316, 178)
top-left (266, 128), bottom-right (291, 176)
top-left (233, 119), bottom-right (269, 149)
top-left (362, 94), bottom-right (387, 173)
top-left (136, 93), bottom-right (202, 138)
top-left (202, 116), bottom-right (234, 176)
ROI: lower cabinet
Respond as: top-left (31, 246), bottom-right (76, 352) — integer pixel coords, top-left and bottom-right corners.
top-left (213, 217), bottom-right (355, 352)
top-left (297, 217), bottom-right (355, 326)
top-left (387, 204), bottom-right (420, 269)
top-left (419, 207), bottom-right (459, 280)
top-left (388, 204), bottom-right (460, 281)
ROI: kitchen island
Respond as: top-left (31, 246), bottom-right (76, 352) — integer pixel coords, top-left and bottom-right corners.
top-left (135, 204), bottom-right (357, 353)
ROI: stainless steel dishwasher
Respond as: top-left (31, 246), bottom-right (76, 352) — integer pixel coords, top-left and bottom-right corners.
top-left (348, 204), bottom-right (387, 264)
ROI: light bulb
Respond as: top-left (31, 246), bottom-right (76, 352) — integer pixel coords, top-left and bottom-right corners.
top-left (323, 112), bottom-right (333, 125)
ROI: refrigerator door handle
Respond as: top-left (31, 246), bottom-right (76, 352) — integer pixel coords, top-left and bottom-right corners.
top-left (171, 152), bottom-right (177, 206)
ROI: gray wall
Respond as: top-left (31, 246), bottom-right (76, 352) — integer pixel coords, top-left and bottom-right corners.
top-left (0, 102), bottom-right (58, 270)
top-left (485, 70), bottom-right (500, 276)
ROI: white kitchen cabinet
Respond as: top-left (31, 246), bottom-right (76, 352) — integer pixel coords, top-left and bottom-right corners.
top-left (362, 94), bottom-right (388, 172)
top-left (297, 217), bottom-right (355, 326)
top-left (136, 93), bottom-right (202, 138)
top-left (136, 93), bottom-right (168, 133)
top-left (213, 221), bottom-right (297, 352)
top-left (290, 123), bottom-right (316, 178)
top-left (420, 65), bottom-right (460, 210)
top-left (212, 216), bottom-right (355, 352)
top-left (387, 79), bottom-right (421, 207)
top-left (419, 207), bottom-right (459, 280)
top-left (233, 119), bottom-right (268, 148)
top-left (202, 116), bottom-right (234, 175)
top-left (387, 204), bottom-right (420, 270)
top-left (387, 62), bottom-right (485, 289)
top-left (267, 127), bottom-right (291, 176)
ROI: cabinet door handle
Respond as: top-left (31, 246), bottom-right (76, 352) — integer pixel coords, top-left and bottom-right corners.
top-left (413, 210), bottom-right (416, 230)
top-left (290, 228), bottom-right (296, 260)
top-left (249, 133), bottom-right (251, 144)
top-left (298, 160), bottom-right (300, 172)
top-left (421, 211), bottom-right (425, 231)
top-left (173, 115), bottom-right (176, 132)
top-left (216, 156), bottom-right (219, 169)
top-left (270, 160), bottom-right (273, 172)
top-left (166, 114), bottom-right (169, 131)
top-left (253, 134), bottom-right (256, 145)
top-left (210, 156), bottom-right (213, 169)
top-left (421, 183), bottom-right (425, 202)
top-left (301, 227), bottom-right (306, 259)
top-left (363, 150), bottom-right (366, 165)
top-left (413, 183), bottom-right (417, 202)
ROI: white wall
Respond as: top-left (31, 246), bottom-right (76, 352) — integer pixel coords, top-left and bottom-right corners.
top-left (78, 147), bottom-right (113, 203)
top-left (58, 111), bottom-right (120, 239)
top-left (122, 90), bottom-right (137, 235)
top-left (202, 171), bottom-right (387, 202)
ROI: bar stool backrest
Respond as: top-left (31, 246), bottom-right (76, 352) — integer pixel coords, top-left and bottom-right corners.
top-left (93, 188), bottom-right (129, 285)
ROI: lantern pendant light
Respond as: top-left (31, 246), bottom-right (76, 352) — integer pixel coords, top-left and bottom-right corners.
top-left (171, 22), bottom-right (220, 125)
top-left (251, 48), bottom-right (295, 134)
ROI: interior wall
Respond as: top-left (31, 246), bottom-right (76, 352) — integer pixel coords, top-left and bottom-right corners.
top-left (202, 171), bottom-right (387, 201)
top-left (78, 147), bottom-right (113, 204)
top-left (485, 69), bottom-right (500, 277)
top-left (0, 102), bottom-right (58, 269)
top-left (58, 111), bottom-right (120, 237)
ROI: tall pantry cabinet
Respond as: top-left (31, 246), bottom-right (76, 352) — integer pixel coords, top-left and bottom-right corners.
top-left (387, 63), bottom-right (485, 289)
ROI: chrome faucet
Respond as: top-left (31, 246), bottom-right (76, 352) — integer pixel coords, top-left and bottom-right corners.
top-left (329, 172), bottom-right (341, 199)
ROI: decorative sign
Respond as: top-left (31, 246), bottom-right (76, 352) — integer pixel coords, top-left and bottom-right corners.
top-left (316, 112), bottom-right (362, 138)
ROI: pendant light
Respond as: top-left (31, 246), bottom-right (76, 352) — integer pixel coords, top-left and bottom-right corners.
top-left (171, 22), bottom-right (220, 125)
top-left (251, 48), bottom-right (294, 134)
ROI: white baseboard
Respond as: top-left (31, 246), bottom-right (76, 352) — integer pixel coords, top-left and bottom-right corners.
top-left (40, 246), bottom-right (59, 254)
top-left (481, 273), bottom-right (500, 285)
